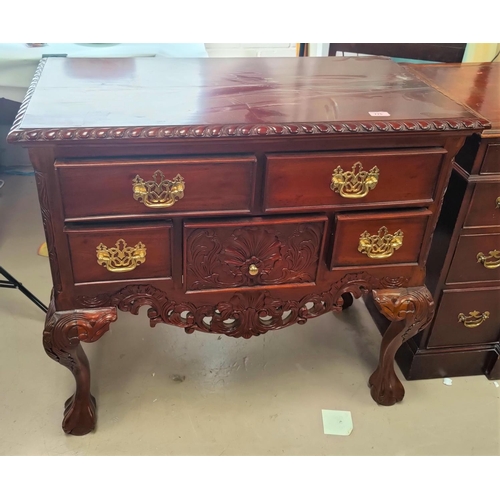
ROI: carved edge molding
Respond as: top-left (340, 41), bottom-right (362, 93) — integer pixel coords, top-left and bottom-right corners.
top-left (8, 118), bottom-right (488, 143)
top-left (10, 58), bottom-right (48, 133)
top-left (76, 272), bottom-right (409, 339)
top-left (35, 171), bottom-right (62, 292)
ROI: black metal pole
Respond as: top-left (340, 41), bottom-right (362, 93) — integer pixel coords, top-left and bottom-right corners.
top-left (0, 266), bottom-right (48, 313)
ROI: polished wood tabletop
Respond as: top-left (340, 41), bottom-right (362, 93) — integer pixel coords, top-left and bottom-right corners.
top-left (9, 56), bottom-right (487, 141)
top-left (410, 62), bottom-right (500, 135)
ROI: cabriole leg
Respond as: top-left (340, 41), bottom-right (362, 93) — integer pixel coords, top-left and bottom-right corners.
top-left (42, 299), bottom-right (117, 435)
top-left (369, 286), bottom-right (434, 406)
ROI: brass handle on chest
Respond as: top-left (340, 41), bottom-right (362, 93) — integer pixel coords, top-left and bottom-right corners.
top-left (496, 197), bottom-right (500, 209)
top-left (331, 161), bottom-right (379, 198)
top-left (132, 170), bottom-right (185, 208)
top-left (358, 226), bottom-right (404, 259)
top-left (458, 310), bottom-right (490, 328)
top-left (96, 239), bottom-right (147, 273)
top-left (477, 250), bottom-right (500, 269)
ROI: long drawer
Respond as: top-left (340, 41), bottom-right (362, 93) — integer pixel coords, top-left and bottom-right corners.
top-left (66, 222), bottom-right (172, 284)
top-left (264, 148), bottom-right (445, 212)
top-left (57, 155), bottom-right (257, 219)
top-left (330, 209), bottom-right (431, 269)
top-left (447, 233), bottom-right (500, 284)
top-left (428, 287), bottom-right (500, 347)
top-left (464, 182), bottom-right (500, 228)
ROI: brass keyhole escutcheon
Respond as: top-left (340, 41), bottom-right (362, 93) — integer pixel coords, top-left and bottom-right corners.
top-left (248, 264), bottom-right (259, 276)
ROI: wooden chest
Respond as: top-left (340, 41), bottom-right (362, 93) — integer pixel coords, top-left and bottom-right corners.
top-left (8, 56), bottom-right (486, 434)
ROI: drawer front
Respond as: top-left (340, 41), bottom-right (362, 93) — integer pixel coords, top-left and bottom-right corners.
top-left (330, 209), bottom-right (431, 268)
top-left (464, 183), bottom-right (500, 228)
top-left (480, 144), bottom-right (500, 174)
top-left (67, 223), bottom-right (172, 283)
top-left (447, 233), bottom-right (500, 284)
top-left (428, 288), bottom-right (500, 347)
top-left (57, 156), bottom-right (256, 219)
top-left (184, 216), bottom-right (327, 292)
top-left (264, 148), bottom-right (445, 211)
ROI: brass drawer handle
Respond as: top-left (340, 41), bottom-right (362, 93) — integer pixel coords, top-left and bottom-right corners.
top-left (458, 310), bottom-right (490, 328)
top-left (331, 161), bottom-right (379, 198)
top-left (496, 196), bottom-right (500, 209)
top-left (96, 239), bottom-right (147, 273)
top-left (477, 250), bottom-right (500, 269)
top-left (132, 170), bottom-right (185, 208)
top-left (358, 226), bottom-right (404, 259)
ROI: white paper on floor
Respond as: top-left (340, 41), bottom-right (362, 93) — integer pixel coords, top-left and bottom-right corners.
top-left (443, 378), bottom-right (453, 386)
top-left (322, 409), bottom-right (353, 436)
top-left (494, 382), bottom-right (499, 388)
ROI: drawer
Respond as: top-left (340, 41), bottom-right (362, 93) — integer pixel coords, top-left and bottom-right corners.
top-left (464, 182), bottom-right (500, 228)
top-left (428, 288), bottom-right (500, 347)
top-left (184, 215), bottom-right (327, 292)
top-left (330, 209), bottom-right (431, 268)
top-left (480, 144), bottom-right (500, 174)
top-left (264, 148), bottom-right (445, 211)
top-left (66, 222), bottom-right (172, 283)
top-left (447, 233), bottom-right (500, 284)
top-left (56, 156), bottom-right (256, 219)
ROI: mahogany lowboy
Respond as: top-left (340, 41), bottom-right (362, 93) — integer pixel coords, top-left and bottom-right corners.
top-left (8, 56), bottom-right (487, 435)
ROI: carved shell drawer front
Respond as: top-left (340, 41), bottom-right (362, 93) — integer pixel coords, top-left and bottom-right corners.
top-left (184, 216), bottom-right (327, 292)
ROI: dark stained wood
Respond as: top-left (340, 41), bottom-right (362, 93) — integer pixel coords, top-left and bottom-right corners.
top-left (447, 233), bottom-right (500, 284)
top-left (331, 210), bottom-right (431, 268)
top-left (329, 43), bottom-right (467, 63)
top-left (7, 57), bottom-right (487, 144)
top-left (264, 149), bottom-right (445, 212)
top-left (410, 62), bottom-right (500, 135)
top-left (481, 144), bottom-right (500, 173)
top-left (401, 62), bottom-right (500, 381)
top-left (428, 287), bottom-right (500, 347)
top-left (464, 182), bottom-right (500, 227)
top-left (65, 222), bottom-right (173, 284)
top-left (8, 56), bottom-right (484, 434)
top-left (184, 215), bottom-right (326, 292)
top-left (57, 156), bottom-right (257, 219)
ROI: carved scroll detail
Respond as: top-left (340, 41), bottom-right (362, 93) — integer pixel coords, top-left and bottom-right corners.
top-left (74, 272), bottom-right (408, 338)
top-left (186, 224), bottom-right (322, 290)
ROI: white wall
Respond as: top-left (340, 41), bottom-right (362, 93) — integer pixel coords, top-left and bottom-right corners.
top-left (205, 43), bottom-right (296, 57)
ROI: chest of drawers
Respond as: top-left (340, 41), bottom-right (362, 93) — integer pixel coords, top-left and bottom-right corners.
top-left (395, 62), bottom-right (500, 380)
top-left (8, 56), bottom-right (487, 435)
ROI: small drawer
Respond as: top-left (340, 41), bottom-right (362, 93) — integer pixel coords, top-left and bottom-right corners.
top-left (66, 222), bottom-right (172, 284)
top-left (464, 182), bottom-right (500, 228)
top-left (447, 233), bottom-right (500, 284)
top-left (428, 287), bottom-right (500, 347)
top-left (57, 155), bottom-right (256, 219)
top-left (480, 144), bottom-right (500, 174)
top-left (330, 209), bottom-right (431, 268)
top-left (264, 148), bottom-right (445, 212)
top-left (184, 215), bottom-right (327, 292)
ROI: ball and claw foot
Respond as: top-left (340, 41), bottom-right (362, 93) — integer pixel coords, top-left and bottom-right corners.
top-left (63, 393), bottom-right (97, 436)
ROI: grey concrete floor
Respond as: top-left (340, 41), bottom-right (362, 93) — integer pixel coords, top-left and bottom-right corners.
top-left (0, 174), bottom-right (499, 456)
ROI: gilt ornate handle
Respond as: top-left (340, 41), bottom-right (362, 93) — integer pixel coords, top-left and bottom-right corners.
top-left (331, 161), bottom-right (379, 198)
top-left (358, 226), bottom-right (404, 259)
top-left (132, 170), bottom-right (185, 208)
top-left (458, 310), bottom-right (490, 328)
top-left (496, 196), bottom-right (500, 209)
top-left (477, 250), bottom-right (500, 269)
top-left (96, 239), bottom-right (147, 273)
